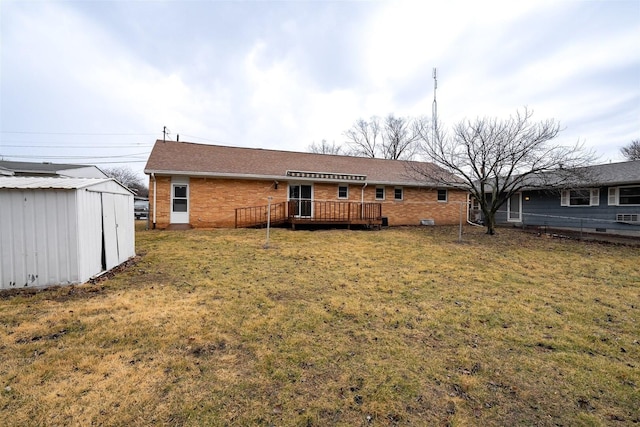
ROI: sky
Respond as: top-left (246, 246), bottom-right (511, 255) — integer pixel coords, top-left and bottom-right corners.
top-left (1, 0), bottom-right (639, 181)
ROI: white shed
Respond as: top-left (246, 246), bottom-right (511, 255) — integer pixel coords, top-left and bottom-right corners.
top-left (0, 177), bottom-right (135, 289)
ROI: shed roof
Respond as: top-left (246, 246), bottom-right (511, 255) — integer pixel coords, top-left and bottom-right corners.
top-left (0, 176), bottom-right (130, 191)
top-left (144, 140), bottom-right (459, 186)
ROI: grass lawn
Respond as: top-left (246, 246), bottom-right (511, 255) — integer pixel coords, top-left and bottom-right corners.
top-left (1, 225), bottom-right (639, 426)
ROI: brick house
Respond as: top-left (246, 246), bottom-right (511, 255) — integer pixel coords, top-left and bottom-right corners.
top-left (144, 140), bottom-right (467, 229)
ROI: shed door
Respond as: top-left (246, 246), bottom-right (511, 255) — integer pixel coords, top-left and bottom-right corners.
top-left (170, 177), bottom-right (189, 224)
top-left (101, 193), bottom-right (117, 270)
top-left (101, 193), bottom-right (133, 271)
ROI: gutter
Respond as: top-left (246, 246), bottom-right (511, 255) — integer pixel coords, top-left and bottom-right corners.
top-left (144, 169), bottom-right (450, 188)
top-left (361, 182), bottom-right (368, 218)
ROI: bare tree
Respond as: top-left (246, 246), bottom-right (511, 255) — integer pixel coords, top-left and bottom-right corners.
top-left (308, 139), bottom-right (343, 155)
top-left (344, 117), bottom-right (381, 158)
top-left (344, 114), bottom-right (420, 160)
top-left (413, 108), bottom-right (596, 235)
top-left (381, 114), bottom-right (421, 160)
top-left (621, 139), bottom-right (640, 161)
top-left (103, 166), bottom-right (148, 197)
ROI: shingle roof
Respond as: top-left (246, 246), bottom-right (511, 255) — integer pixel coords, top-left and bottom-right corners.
top-left (582, 160), bottom-right (640, 186)
top-left (144, 140), bottom-right (459, 186)
top-left (516, 160), bottom-right (640, 189)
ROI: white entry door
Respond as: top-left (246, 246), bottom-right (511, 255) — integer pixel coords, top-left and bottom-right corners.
top-left (170, 177), bottom-right (189, 224)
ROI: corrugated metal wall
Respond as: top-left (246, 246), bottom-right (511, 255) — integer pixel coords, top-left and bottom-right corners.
top-left (0, 189), bottom-right (78, 288)
top-left (1, 181), bottom-right (135, 290)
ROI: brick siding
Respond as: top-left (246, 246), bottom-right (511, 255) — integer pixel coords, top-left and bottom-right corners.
top-left (149, 176), bottom-right (467, 228)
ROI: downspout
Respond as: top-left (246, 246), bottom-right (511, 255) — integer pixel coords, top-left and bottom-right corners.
top-left (151, 173), bottom-right (157, 229)
top-left (466, 191), bottom-right (482, 227)
top-left (361, 182), bottom-right (368, 218)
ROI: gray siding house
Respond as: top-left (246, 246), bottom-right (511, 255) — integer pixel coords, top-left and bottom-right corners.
top-left (477, 160), bottom-right (640, 237)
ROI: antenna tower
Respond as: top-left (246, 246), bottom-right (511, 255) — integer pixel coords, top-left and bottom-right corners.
top-left (432, 68), bottom-right (438, 141)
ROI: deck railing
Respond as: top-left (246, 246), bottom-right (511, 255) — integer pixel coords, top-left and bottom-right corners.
top-left (234, 202), bottom-right (288, 228)
top-left (288, 201), bottom-right (382, 223)
top-left (235, 201), bottom-right (382, 228)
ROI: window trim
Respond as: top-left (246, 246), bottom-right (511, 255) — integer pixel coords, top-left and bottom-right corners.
top-left (609, 185), bottom-right (640, 206)
top-left (172, 185), bottom-right (188, 212)
top-left (561, 188), bottom-right (600, 207)
top-left (394, 187), bottom-right (403, 201)
top-left (437, 189), bottom-right (447, 202)
top-left (375, 186), bottom-right (385, 200)
top-left (337, 185), bottom-right (349, 200)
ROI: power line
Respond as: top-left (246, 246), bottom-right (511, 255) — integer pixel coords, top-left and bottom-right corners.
top-left (84, 160), bottom-right (148, 165)
top-left (0, 143), bottom-right (153, 148)
top-left (1, 131), bottom-right (157, 136)
top-left (3, 152), bottom-right (150, 160)
top-left (180, 133), bottom-right (230, 145)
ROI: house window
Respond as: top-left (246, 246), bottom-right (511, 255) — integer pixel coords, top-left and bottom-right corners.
top-left (437, 189), bottom-right (447, 202)
top-left (375, 187), bottom-right (385, 200)
top-left (394, 188), bottom-right (403, 200)
top-left (561, 189), bottom-right (599, 207)
top-left (338, 185), bottom-right (348, 199)
top-left (619, 186), bottom-right (640, 205)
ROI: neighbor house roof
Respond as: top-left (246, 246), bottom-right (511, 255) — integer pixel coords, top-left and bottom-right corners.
top-left (144, 140), bottom-right (460, 187)
top-left (480, 159), bottom-right (640, 193)
top-left (0, 160), bottom-right (107, 178)
top-left (518, 160), bottom-right (640, 190)
top-left (579, 160), bottom-right (640, 186)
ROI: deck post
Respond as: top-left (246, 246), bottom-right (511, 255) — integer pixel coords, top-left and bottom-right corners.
top-left (265, 197), bottom-right (273, 248)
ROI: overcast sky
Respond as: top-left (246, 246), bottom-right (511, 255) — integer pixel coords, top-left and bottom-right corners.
top-left (1, 0), bottom-right (638, 179)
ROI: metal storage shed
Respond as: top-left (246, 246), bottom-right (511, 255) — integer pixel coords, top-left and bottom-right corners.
top-left (0, 177), bottom-right (135, 289)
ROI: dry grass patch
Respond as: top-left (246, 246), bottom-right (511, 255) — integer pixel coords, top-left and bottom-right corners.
top-left (1, 226), bottom-right (639, 426)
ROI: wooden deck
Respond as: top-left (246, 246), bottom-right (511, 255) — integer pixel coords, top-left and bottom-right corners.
top-left (235, 201), bottom-right (383, 229)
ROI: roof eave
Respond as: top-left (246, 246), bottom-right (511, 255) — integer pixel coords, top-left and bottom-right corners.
top-left (144, 169), bottom-right (460, 188)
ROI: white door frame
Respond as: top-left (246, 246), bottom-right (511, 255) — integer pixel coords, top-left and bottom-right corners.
top-left (507, 192), bottom-right (522, 222)
top-left (288, 183), bottom-right (313, 218)
top-left (170, 177), bottom-right (190, 224)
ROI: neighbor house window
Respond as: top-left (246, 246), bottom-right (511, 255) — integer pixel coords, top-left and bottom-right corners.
top-left (561, 189), bottom-right (599, 207)
top-left (394, 188), bottom-right (403, 200)
top-left (437, 189), bottom-right (447, 202)
top-left (375, 187), bottom-right (385, 200)
top-left (338, 185), bottom-right (348, 199)
top-left (609, 186), bottom-right (640, 206)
